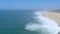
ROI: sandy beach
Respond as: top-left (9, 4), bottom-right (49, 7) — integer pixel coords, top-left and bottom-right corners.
top-left (42, 11), bottom-right (60, 26)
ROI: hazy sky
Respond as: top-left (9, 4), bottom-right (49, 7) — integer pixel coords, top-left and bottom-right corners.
top-left (0, 0), bottom-right (60, 10)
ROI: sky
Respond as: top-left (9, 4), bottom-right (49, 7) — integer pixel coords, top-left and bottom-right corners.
top-left (0, 0), bottom-right (60, 10)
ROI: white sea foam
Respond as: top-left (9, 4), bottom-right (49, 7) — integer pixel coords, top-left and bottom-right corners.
top-left (25, 11), bottom-right (60, 34)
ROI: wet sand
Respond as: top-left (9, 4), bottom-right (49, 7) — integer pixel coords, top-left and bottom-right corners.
top-left (42, 12), bottom-right (60, 26)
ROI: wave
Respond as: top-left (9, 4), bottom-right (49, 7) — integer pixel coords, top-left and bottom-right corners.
top-left (25, 11), bottom-right (60, 34)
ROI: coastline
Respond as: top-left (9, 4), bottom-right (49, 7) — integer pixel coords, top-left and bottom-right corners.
top-left (42, 11), bottom-right (60, 26)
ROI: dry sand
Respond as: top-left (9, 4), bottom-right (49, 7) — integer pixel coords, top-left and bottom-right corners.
top-left (42, 11), bottom-right (60, 26)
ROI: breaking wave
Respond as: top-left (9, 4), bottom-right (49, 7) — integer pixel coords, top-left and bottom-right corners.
top-left (25, 11), bottom-right (60, 34)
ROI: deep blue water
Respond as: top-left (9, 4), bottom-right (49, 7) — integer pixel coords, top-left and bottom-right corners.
top-left (0, 10), bottom-right (37, 34)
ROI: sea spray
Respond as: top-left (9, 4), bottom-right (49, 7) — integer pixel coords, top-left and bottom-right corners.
top-left (25, 11), bottom-right (60, 34)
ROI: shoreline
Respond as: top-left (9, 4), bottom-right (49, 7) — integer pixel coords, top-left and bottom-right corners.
top-left (42, 11), bottom-right (60, 26)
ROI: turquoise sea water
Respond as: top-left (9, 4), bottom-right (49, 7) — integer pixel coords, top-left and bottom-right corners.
top-left (0, 10), bottom-right (59, 34)
top-left (0, 10), bottom-right (37, 34)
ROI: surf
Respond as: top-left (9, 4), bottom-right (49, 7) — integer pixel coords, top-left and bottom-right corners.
top-left (25, 11), bottom-right (60, 34)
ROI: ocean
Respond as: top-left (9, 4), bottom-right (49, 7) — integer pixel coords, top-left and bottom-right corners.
top-left (0, 10), bottom-right (38, 34)
top-left (0, 10), bottom-right (59, 34)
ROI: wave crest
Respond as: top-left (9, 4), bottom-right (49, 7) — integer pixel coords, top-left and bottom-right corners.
top-left (25, 11), bottom-right (60, 34)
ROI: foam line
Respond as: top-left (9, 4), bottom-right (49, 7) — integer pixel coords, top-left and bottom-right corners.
top-left (25, 11), bottom-right (60, 34)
